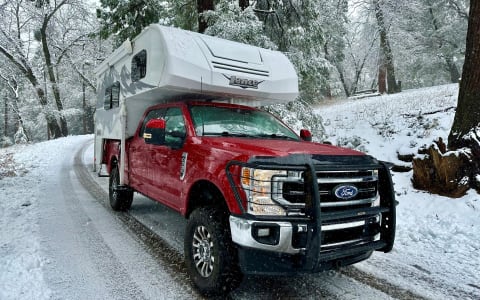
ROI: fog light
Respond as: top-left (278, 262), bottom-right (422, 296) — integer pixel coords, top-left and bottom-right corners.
top-left (257, 228), bottom-right (270, 237)
top-left (252, 224), bottom-right (280, 245)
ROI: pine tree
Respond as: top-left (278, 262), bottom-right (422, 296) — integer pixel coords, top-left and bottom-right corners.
top-left (255, 0), bottom-right (347, 102)
top-left (97, 0), bottom-right (166, 46)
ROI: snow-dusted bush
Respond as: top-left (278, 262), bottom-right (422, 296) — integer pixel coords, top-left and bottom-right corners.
top-left (1, 136), bottom-right (13, 148)
top-left (14, 125), bottom-right (28, 144)
top-left (336, 135), bottom-right (368, 152)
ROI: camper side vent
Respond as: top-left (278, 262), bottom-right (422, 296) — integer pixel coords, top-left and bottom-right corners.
top-left (212, 61), bottom-right (270, 77)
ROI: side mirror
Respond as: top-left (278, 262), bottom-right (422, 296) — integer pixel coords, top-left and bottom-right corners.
top-left (300, 129), bottom-right (312, 142)
top-left (144, 119), bottom-right (166, 145)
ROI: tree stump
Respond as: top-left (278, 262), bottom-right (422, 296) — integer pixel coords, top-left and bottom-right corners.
top-left (412, 138), bottom-right (472, 198)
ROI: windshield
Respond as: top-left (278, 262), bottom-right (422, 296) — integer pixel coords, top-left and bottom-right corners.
top-left (190, 105), bottom-right (299, 141)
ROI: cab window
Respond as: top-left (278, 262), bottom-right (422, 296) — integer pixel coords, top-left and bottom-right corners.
top-left (165, 107), bottom-right (186, 148)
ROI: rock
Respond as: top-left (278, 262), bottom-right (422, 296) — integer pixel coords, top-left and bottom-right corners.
top-left (397, 153), bottom-right (415, 163)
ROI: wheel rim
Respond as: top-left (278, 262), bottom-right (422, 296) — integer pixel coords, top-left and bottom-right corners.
top-left (192, 225), bottom-right (215, 278)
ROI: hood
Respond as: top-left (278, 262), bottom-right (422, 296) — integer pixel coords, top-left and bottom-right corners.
top-left (194, 137), bottom-right (364, 161)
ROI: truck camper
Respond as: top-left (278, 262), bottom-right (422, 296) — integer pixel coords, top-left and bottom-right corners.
top-left (94, 24), bottom-right (395, 295)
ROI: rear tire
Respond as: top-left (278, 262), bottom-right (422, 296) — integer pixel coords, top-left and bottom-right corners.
top-left (184, 207), bottom-right (242, 296)
top-left (109, 164), bottom-right (133, 211)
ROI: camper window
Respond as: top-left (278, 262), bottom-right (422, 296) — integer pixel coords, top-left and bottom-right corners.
top-left (111, 82), bottom-right (120, 108)
top-left (103, 87), bottom-right (111, 110)
top-left (103, 81), bottom-right (120, 110)
top-left (131, 50), bottom-right (147, 82)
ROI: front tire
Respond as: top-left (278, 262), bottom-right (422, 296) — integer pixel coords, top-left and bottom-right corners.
top-left (184, 207), bottom-right (242, 295)
top-left (109, 164), bottom-right (133, 211)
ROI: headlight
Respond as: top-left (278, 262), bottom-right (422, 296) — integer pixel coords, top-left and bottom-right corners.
top-left (241, 168), bottom-right (287, 216)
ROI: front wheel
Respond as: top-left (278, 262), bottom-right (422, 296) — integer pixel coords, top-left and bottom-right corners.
top-left (109, 164), bottom-right (133, 211)
top-left (184, 207), bottom-right (242, 295)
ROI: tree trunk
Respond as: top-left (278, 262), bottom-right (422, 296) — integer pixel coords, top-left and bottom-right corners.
top-left (4, 96), bottom-right (8, 137)
top-left (337, 65), bottom-right (350, 97)
top-left (36, 86), bottom-right (63, 139)
top-left (239, 0), bottom-right (249, 10)
top-left (40, 18), bottom-right (68, 137)
top-left (445, 55), bottom-right (461, 83)
top-left (448, 0), bottom-right (480, 149)
top-left (374, 0), bottom-right (398, 94)
top-left (378, 61), bottom-right (387, 94)
top-left (428, 7), bottom-right (461, 84)
top-left (197, 0), bottom-right (214, 33)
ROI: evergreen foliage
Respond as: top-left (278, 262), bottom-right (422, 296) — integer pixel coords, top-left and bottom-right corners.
top-left (203, 1), bottom-right (276, 49)
top-left (97, 0), bottom-right (169, 46)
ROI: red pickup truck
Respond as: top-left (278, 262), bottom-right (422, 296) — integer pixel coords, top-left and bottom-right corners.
top-left (102, 100), bottom-right (396, 295)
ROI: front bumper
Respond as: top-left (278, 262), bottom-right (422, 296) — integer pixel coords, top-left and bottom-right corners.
top-left (229, 216), bottom-right (303, 254)
top-left (226, 155), bottom-right (396, 275)
top-left (229, 214), bottom-right (388, 275)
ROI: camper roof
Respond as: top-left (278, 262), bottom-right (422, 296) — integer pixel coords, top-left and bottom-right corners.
top-left (95, 24), bottom-right (298, 107)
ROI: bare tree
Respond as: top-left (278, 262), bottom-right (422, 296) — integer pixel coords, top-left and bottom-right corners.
top-left (0, 0), bottom-right (95, 139)
top-left (37, 0), bottom-right (70, 136)
top-left (0, 70), bottom-right (30, 141)
top-left (0, 0), bottom-right (63, 138)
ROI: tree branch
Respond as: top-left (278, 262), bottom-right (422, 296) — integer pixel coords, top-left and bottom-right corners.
top-left (64, 53), bottom-right (96, 93)
top-left (446, 0), bottom-right (469, 20)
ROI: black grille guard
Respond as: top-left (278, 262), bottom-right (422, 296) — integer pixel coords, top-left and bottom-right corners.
top-left (225, 154), bottom-right (396, 269)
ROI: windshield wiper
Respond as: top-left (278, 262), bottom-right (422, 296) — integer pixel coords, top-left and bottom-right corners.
top-left (203, 131), bottom-right (252, 138)
top-left (255, 134), bottom-right (298, 140)
top-left (202, 132), bottom-right (297, 140)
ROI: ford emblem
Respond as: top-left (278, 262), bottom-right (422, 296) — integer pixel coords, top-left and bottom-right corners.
top-left (334, 185), bottom-right (358, 200)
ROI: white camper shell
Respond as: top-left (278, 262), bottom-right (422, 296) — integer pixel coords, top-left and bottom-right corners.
top-left (94, 24), bottom-right (299, 177)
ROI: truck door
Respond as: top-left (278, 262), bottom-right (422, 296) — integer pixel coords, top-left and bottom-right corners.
top-left (129, 108), bottom-right (166, 197)
top-left (138, 107), bottom-right (187, 210)
top-left (148, 107), bottom-right (187, 210)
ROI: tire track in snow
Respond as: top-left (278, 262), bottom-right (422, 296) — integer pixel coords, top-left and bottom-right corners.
top-left (73, 140), bottom-right (202, 299)
top-left (59, 168), bottom-right (146, 300)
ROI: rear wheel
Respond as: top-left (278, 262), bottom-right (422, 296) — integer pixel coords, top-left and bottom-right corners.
top-left (109, 164), bottom-right (133, 211)
top-left (184, 206), bottom-right (242, 295)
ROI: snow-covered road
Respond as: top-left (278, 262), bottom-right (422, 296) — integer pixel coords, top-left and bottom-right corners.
top-left (1, 136), bottom-right (196, 299)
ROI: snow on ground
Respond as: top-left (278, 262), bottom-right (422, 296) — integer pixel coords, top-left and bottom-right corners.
top-left (0, 136), bottom-right (91, 300)
top-left (316, 83), bottom-right (480, 299)
top-left (0, 135), bottom-right (197, 300)
top-left (0, 83), bottom-right (479, 299)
